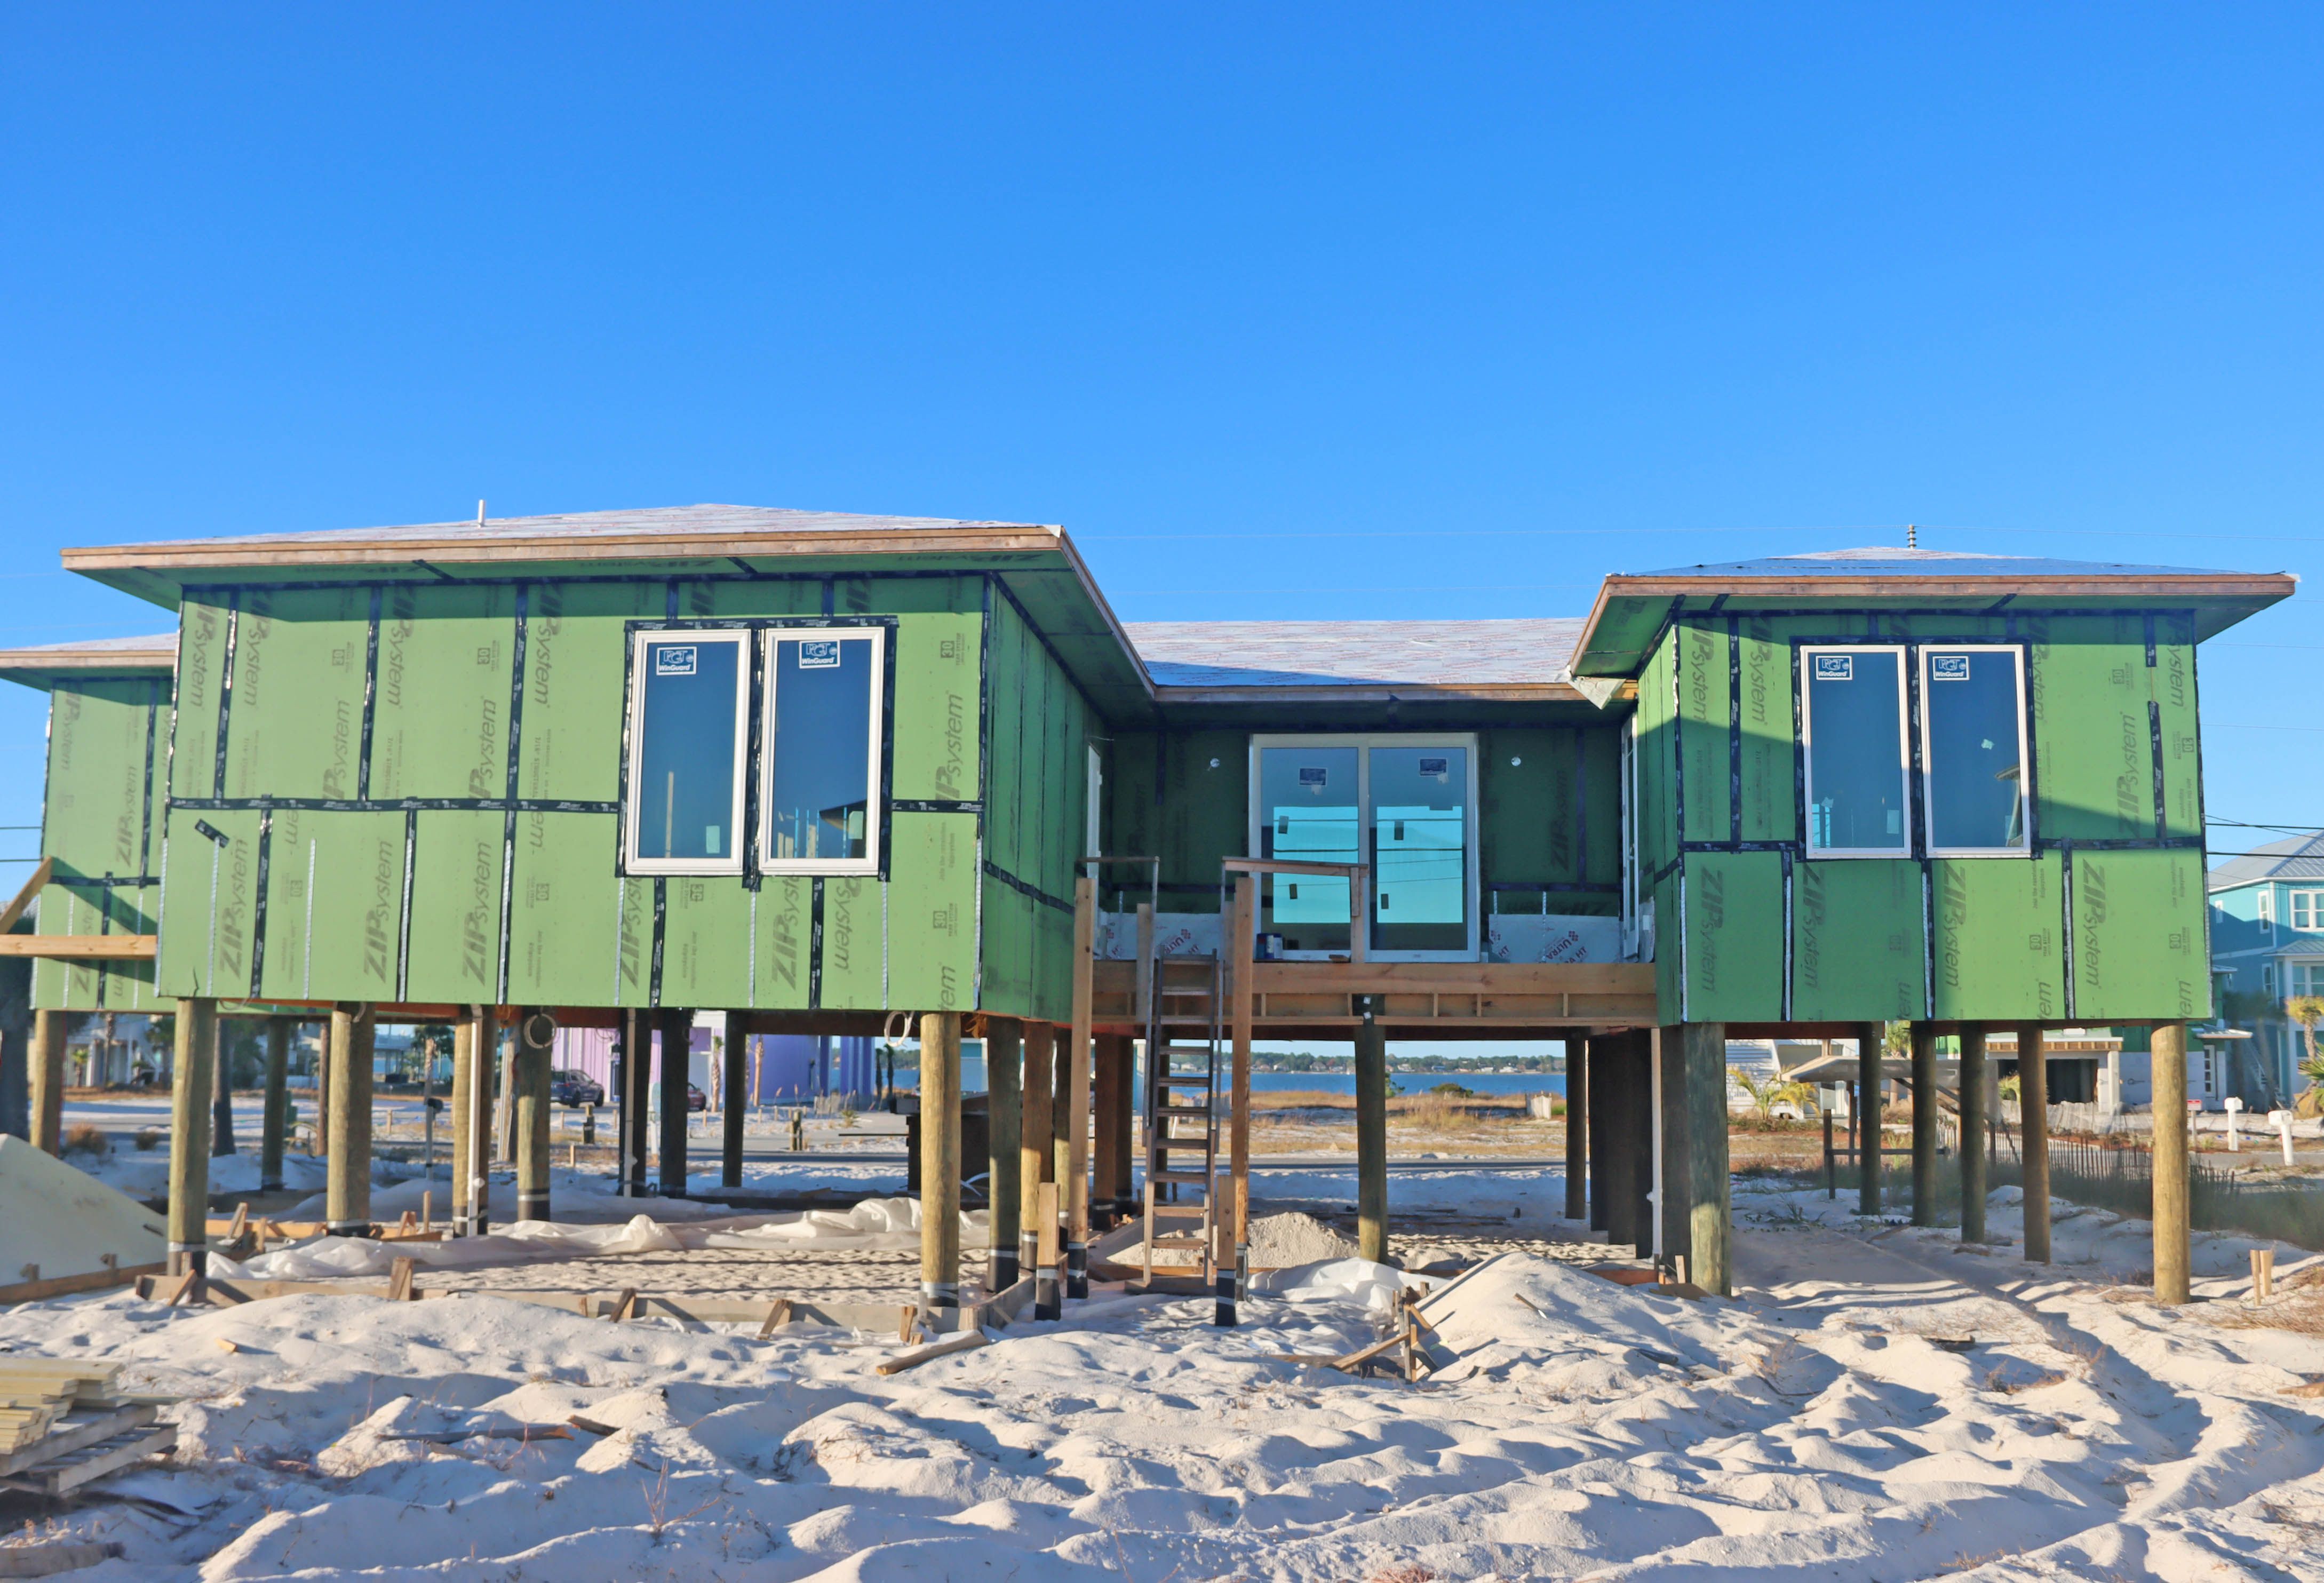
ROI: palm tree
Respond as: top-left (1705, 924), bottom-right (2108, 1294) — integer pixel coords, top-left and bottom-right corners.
top-left (2288, 996), bottom-right (2324, 1117)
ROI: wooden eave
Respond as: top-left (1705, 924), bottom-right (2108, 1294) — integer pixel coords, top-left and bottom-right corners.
top-left (1570, 568), bottom-right (2300, 676)
top-left (58, 522), bottom-right (1168, 719)
top-left (0, 641), bottom-right (176, 692)
top-left (1149, 679), bottom-right (1637, 707)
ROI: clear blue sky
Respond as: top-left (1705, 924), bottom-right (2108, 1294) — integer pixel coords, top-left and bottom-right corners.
top-left (0, 6), bottom-right (2316, 870)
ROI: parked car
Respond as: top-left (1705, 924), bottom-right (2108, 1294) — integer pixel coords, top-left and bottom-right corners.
top-left (550, 1069), bottom-right (604, 1108)
top-left (688, 1083), bottom-right (707, 1112)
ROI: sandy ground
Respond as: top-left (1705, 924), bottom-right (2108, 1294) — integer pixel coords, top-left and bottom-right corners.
top-left (1, 1153), bottom-right (2321, 1580)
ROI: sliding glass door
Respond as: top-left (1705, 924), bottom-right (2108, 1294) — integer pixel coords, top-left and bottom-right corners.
top-left (1250, 735), bottom-right (1479, 960)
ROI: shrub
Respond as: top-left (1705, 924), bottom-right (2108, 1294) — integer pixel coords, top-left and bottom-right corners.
top-left (62, 1124), bottom-right (110, 1158)
top-left (1428, 1081), bottom-right (1474, 1098)
top-left (133, 1127), bottom-right (161, 1151)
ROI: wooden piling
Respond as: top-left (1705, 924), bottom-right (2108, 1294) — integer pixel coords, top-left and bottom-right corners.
top-left (1066, 875), bottom-right (1096, 1298)
top-left (1353, 1000), bottom-right (1389, 1266)
top-left (656, 1007), bottom-right (691, 1197)
top-left (986, 1019), bottom-right (1022, 1288)
top-left (619, 1007), bottom-right (650, 1198)
top-left (1659, 1022), bottom-right (1730, 1295)
top-left (1020, 1021), bottom-right (1055, 1309)
top-left (324, 1004), bottom-right (375, 1237)
top-left (1627, 1032), bottom-right (1654, 1258)
top-left (1227, 872), bottom-right (1256, 1315)
top-left (919, 1011), bottom-right (962, 1309)
top-left (721, 1020), bottom-right (749, 1190)
top-left (1092, 1030), bottom-right (1121, 1236)
top-left (211, 1019), bottom-right (238, 1157)
top-left (260, 1017), bottom-right (291, 1191)
top-left (464, 1005), bottom-right (498, 1235)
top-left (1910, 1022), bottom-right (1938, 1227)
top-left (29, 1008), bottom-right (63, 1155)
top-left (1856, 1022), bottom-right (1884, 1218)
top-left (1599, 1035), bottom-right (1636, 1250)
top-left (1563, 1030), bottom-right (1589, 1222)
top-left (166, 999), bottom-right (217, 1276)
top-left (1959, 1024), bottom-right (1989, 1243)
top-left (2017, 1023), bottom-right (2050, 1263)
top-left (515, 1009), bottom-right (555, 1222)
top-left (2151, 1021), bottom-right (2191, 1303)
top-left (450, 1015), bottom-right (473, 1232)
top-left (1586, 1035), bottom-right (1610, 1232)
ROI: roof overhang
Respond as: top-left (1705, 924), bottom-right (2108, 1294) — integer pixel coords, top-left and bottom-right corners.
top-left (1570, 566), bottom-right (2299, 677)
top-left (0, 636), bottom-right (177, 692)
top-left (56, 508), bottom-right (1164, 720)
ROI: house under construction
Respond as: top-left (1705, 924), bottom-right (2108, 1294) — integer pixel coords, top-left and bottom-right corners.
top-left (0, 507), bottom-right (2293, 1308)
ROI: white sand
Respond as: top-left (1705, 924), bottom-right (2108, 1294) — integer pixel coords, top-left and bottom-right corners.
top-left (0, 1163), bottom-right (2318, 1580)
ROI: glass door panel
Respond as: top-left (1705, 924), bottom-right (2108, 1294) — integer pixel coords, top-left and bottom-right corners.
top-left (1257, 746), bottom-right (1357, 953)
top-left (1368, 746), bottom-right (1469, 952)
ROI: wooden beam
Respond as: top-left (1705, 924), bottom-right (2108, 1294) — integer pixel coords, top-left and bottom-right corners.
top-left (0, 857), bottom-right (52, 936)
top-left (0, 934), bottom-right (156, 960)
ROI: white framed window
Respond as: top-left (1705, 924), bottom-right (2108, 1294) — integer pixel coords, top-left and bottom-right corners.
top-left (2294, 961), bottom-right (2324, 1000)
top-left (624, 630), bottom-right (749, 875)
top-left (759, 625), bottom-right (885, 874)
top-left (1919, 646), bottom-right (2031, 856)
top-left (2259, 890), bottom-right (2277, 938)
top-left (1248, 734), bottom-right (1480, 961)
top-left (2291, 889), bottom-right (2323, 931)
top-left (1801, 646), bottom-right (1909, 856)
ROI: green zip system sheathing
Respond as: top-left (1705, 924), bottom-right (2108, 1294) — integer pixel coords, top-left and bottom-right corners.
top-left (33, 677), bottom-right (169, 1012)
top-left (122, 571), bottom-right (1093, 1020)
top-left (1099, 725), bottom-right (1624, 917)
top-left (1641, 610), bottom-right (2211, 1025)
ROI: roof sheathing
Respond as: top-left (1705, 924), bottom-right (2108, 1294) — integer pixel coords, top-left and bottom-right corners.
top-left (1569, 547), bottom-right (2298, 677)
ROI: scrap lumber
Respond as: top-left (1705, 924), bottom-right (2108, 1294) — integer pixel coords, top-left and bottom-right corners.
top-left (0, 1539), bottom-right (125, 1578)
top-left (757, 1299), bottom-right (792, 1339)
top-left (876, 1329), bottom-right (991, 1376)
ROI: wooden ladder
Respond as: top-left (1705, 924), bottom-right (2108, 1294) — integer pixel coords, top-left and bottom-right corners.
top-left (1142, 954), bottom-right (1223, 1284)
